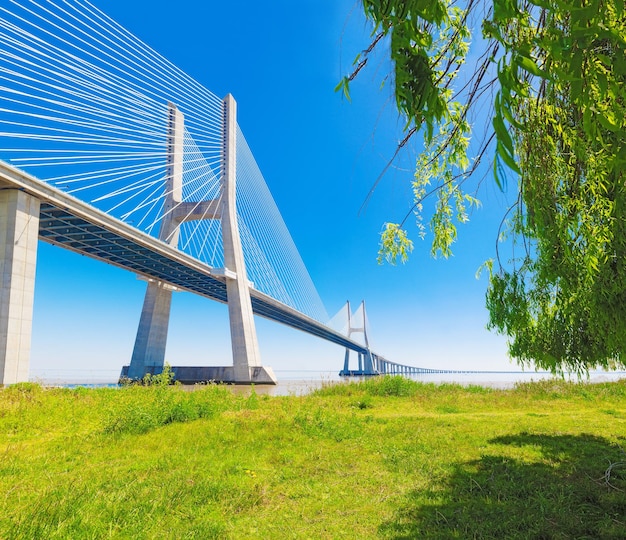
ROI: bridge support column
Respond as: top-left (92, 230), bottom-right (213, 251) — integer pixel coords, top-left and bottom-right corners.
top-left (339, 300), bottom-right (377, 377)
top-left (222, 95), bottom-right (275, 384)
top-left (342, 348), bottom-right (350, 375)
top-left (128, 103), bottom-right (184, 380)
top-left (126, 98), bottom-right (275, 384)
top-left (364, 349), bottom-right (374, 373)
top-left (0, 189), bottom-right (40, 385)
top-left (128, 280), bottom-right (174, 379)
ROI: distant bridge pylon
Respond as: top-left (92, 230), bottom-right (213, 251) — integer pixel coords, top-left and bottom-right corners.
top-left (339, 300), bottom-right (376, 376)
top-left (337, 300), bottom-right (454, 378)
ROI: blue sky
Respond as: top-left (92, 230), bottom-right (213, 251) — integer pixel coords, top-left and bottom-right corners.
top-left (30, 0), bottom-right (518, 378)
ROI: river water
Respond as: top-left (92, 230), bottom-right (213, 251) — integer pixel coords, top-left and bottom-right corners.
top-left (29, 368), bottom-right (626, 396)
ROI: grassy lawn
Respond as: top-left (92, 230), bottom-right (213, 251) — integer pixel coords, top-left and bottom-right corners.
top-left (1, 376), bottom-right (625, 538)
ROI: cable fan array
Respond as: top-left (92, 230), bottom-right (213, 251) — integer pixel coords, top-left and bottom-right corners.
top-left (0, 0), bottom-right (328, 322)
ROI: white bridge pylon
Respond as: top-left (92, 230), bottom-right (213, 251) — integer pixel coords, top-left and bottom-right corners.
top-left (338, 300), bottom-right (376, 376)
top-left (127, 96), bottom-right (275, 384)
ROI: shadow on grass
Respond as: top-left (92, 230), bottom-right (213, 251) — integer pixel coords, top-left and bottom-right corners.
top-left (379, 433), bottom-right (626, 539)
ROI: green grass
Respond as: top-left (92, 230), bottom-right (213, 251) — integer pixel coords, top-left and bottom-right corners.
top-left (1, 377), bottom-right (625, 538)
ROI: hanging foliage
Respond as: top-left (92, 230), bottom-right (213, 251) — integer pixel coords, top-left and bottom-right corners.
top-left (342, 0), bottom-right (626, 373)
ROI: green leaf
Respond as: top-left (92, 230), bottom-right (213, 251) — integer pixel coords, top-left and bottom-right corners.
top-left (476, 258), bottom-right (494, 280)
top-left (516, 55), bottom-right (548, 78)
top-left (334, 77), bottom-right (352, 102)
top-left (493, 112), bottom-right (515, 156)
top-left (496, 140), bottom-right (520, 174)
top-left (493, 156), bottom-right (504, 190)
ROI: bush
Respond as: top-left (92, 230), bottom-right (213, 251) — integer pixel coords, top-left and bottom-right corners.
top-left (102, 384), bottom-right (233, 435)
top-left (362, 376), bottom-right (420, 397)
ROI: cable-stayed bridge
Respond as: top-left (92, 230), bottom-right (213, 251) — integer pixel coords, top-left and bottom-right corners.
top-left (0, 0), bottom-right (423, 385)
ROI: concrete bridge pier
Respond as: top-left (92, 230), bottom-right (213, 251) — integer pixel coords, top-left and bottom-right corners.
top-left (126, 97), bottom-right (276, 385)
top-left (221, 95), bottom-right (275, 384)
top-left (0, 189), bottom-right (40, 385)
top-left (127, 103), bottom-right (185, 380)
top-left (127, 279), bottom-right (175, 379)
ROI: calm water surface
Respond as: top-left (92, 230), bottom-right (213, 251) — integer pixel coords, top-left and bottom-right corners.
top-left (30, 368), bottom-right (626, 396)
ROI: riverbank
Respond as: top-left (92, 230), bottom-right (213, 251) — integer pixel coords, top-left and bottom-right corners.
top-left (29, 367), bottom-right (626, 395)
top-left (2, 377), bottom-right (625, 538)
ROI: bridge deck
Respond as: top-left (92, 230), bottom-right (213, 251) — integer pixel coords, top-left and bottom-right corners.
top-left (1, 161), bottom-right (369, 355)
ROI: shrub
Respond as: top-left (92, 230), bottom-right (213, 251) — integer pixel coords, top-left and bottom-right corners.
top-left (102, 384), bottom-right (234, 435)
top-left (362, 376), bottom-right (420, 397)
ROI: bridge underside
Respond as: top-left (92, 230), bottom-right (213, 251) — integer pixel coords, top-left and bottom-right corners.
top-left (39, 204), bottom-right (229, 302)
top-left (37, 203), bottom-right (367, 352)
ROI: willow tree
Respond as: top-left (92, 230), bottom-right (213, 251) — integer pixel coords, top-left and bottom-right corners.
top-left (339, 0), bottom-right (626, 374)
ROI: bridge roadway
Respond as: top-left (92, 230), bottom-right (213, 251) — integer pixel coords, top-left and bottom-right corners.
top-left (0, 160), bottom-right (370, 357)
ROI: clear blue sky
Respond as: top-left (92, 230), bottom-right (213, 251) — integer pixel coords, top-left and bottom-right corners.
top-left (30, 0), bottom-right (517, 378)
